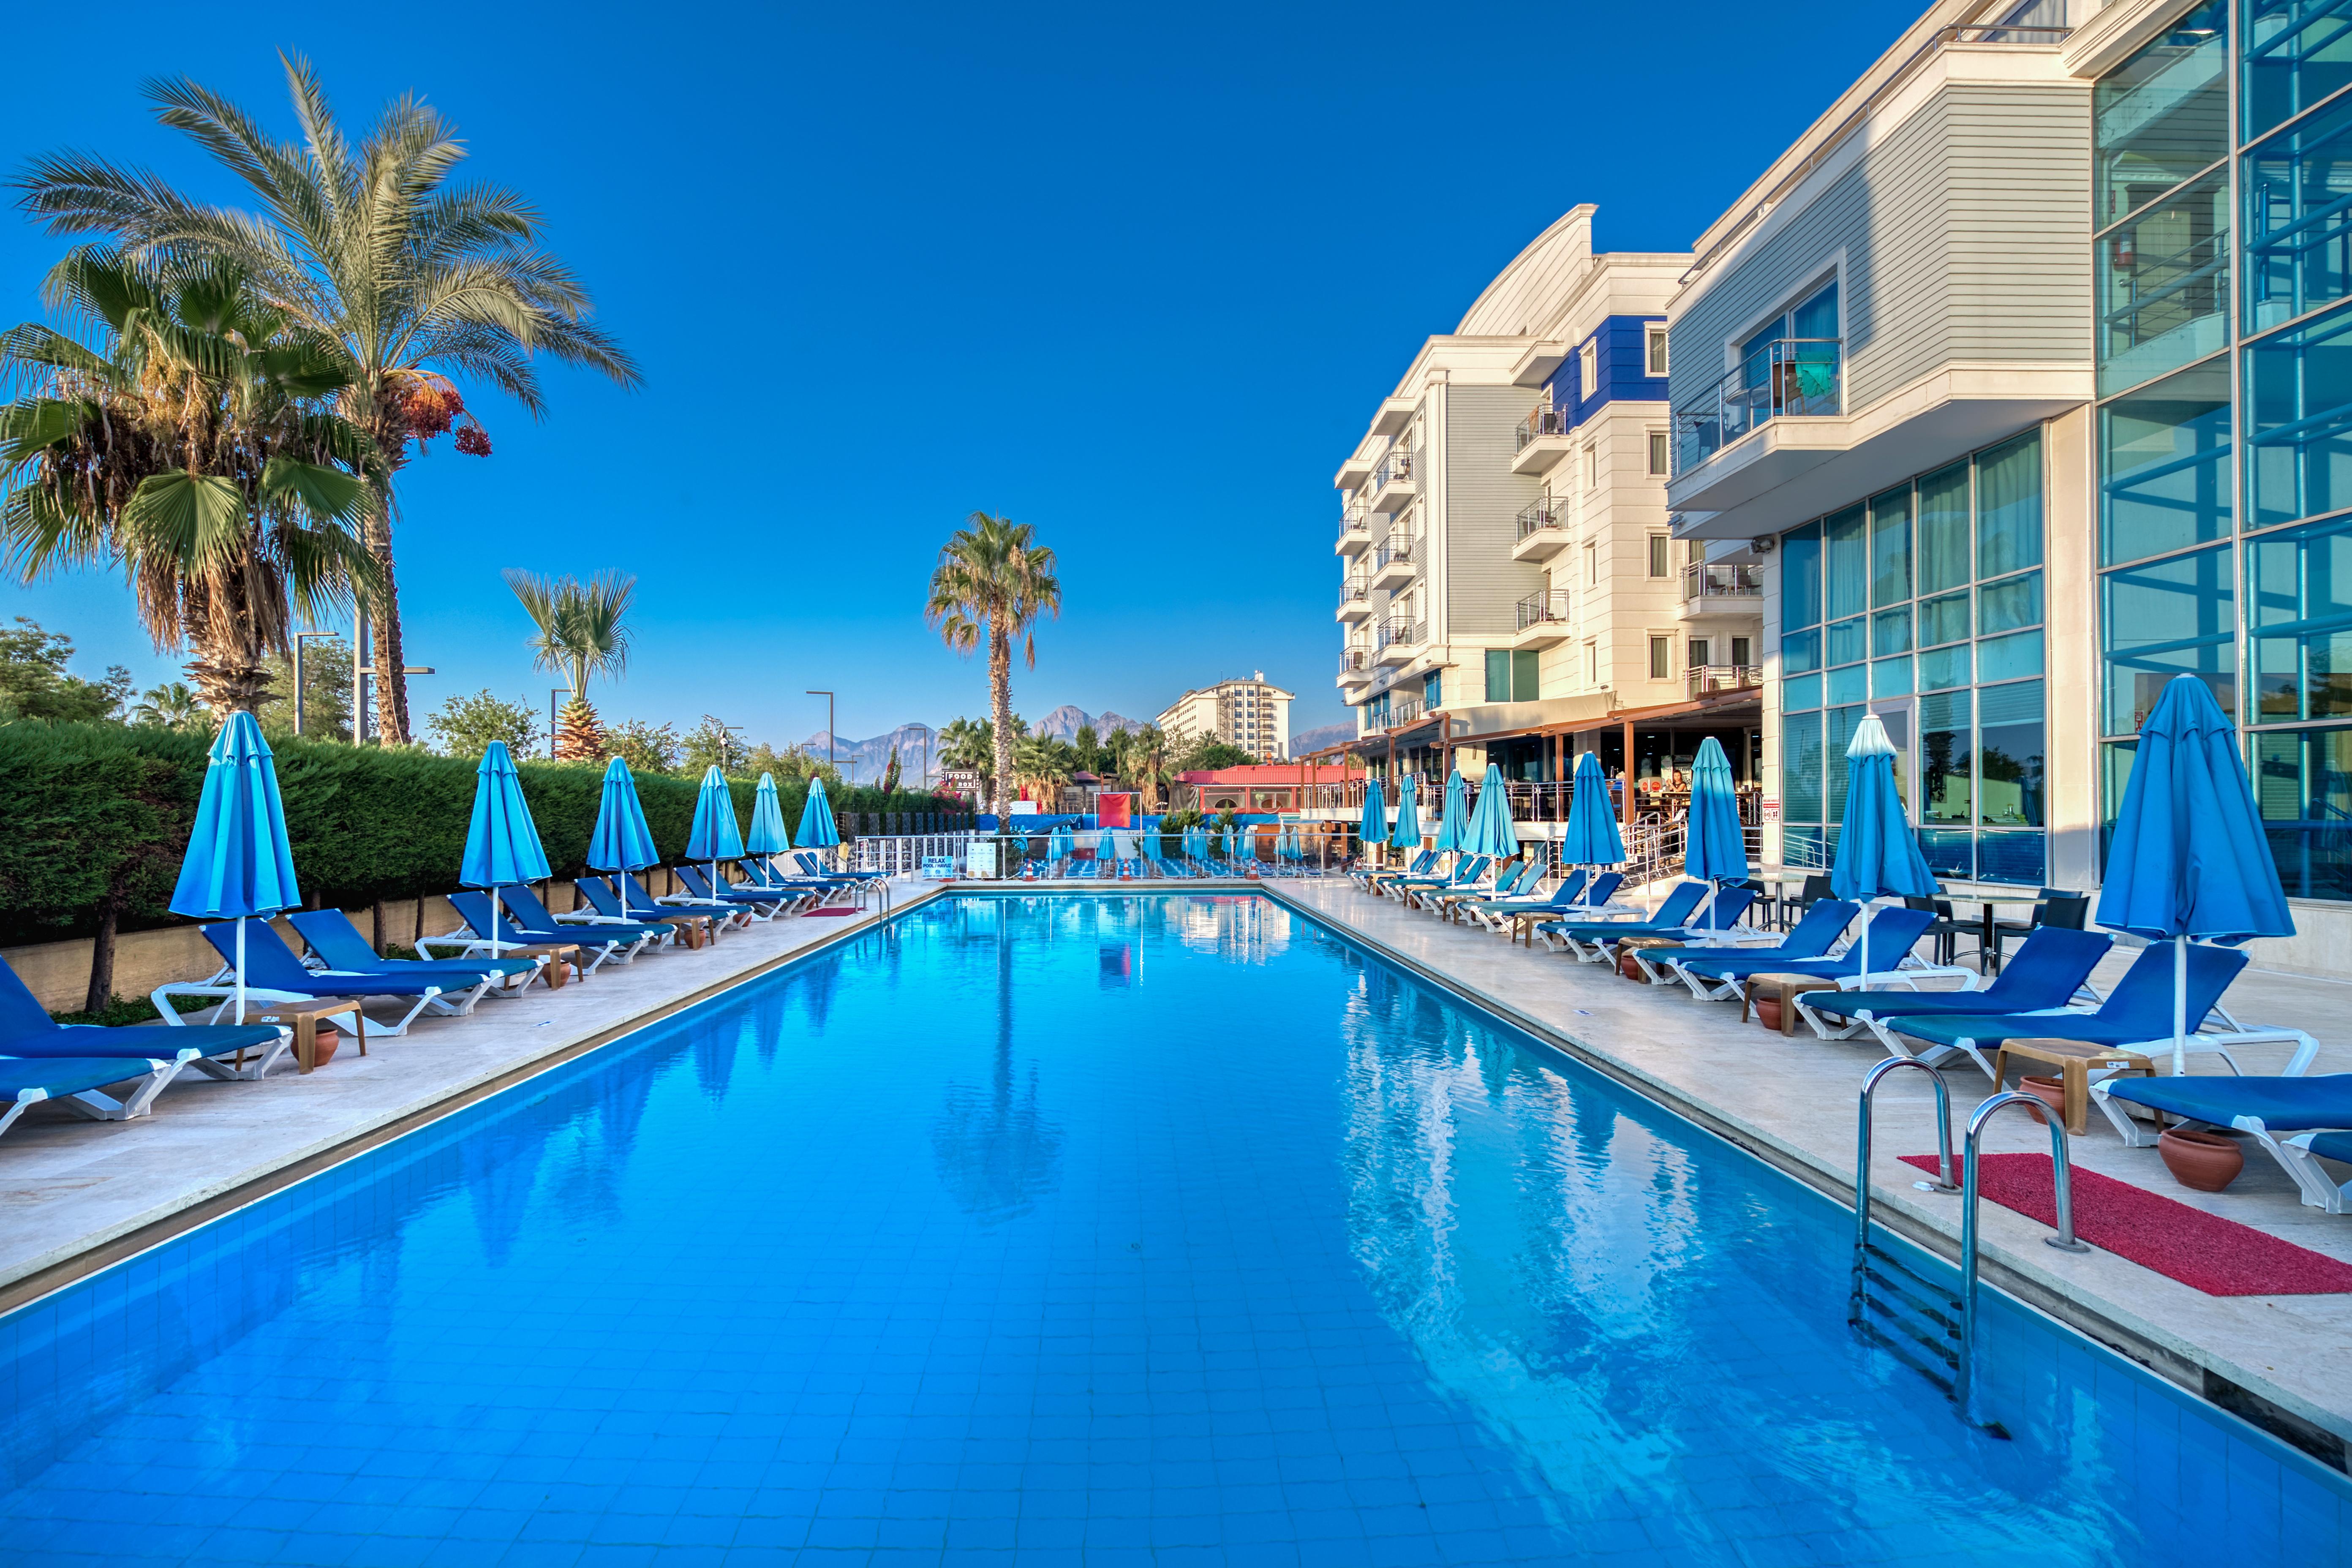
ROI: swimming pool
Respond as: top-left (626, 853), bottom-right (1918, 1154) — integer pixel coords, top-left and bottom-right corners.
top-left (1, 892), bottom-right (2344, 1565)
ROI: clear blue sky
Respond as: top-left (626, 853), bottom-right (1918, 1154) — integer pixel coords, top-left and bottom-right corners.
top-left (0, 0), bottom-right (1925, 746)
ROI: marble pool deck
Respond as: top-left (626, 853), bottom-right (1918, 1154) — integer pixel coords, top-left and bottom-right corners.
top-left (1263, 878), bottom-right (2352, 1467)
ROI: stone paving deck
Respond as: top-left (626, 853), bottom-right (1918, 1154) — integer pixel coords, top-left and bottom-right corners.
top-left (1262, 878), bottom-right (2352, 1462)
top-left (0, 887), bottom-right (942, 1306)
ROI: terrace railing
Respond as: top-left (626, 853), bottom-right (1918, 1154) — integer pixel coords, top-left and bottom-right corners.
top-left (1516, 498), bottom-right (1563, 539)
top-left (1516, 590), bottom-right (1572, 631)
top-left (1683, 561), bottom-right (1762, 602)
top-left (1515, 405), bottom-right (1571, 452)
top-left (1687, 663), bottom-right (1763, 697)
top-left (1338, 646), bottom-right (1371, 675)
top-left (1373, 449), bottom-right (1416, 492)
top-left (1673, 337), bottom-right (1841, 474)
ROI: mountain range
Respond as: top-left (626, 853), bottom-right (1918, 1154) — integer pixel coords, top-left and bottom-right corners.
top-left (796, 707), bottom-right (1152, 781)
top-left (1290, 721), bottom-right (1355, 756)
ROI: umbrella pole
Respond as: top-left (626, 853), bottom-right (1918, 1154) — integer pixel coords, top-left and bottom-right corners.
top-left (491, 895), bottom-right (502, 958)
top-left (235, 916), bottom-right (246, 1026)
top-left (2174, 934), bottom-right (2189, 1077)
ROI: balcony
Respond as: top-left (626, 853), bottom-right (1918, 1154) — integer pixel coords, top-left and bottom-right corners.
top-left (1375, 618), bottom-right (1424, 666)
top-left (1673, 338), bottom-right (1843, 479)
top-left (1512, 590), bottom-right (1573, 648)
top-left (1510, 498), bottom-right (1571, 562)
top-left (1369, 449), bottom-right (1417, 515)
top-left (1334, 505), bottom-right (1372, 555)
top-left (1685, 664), bottom-right (1762, 699)
top-left (1335, 577), bottom-right (1372, 623)
top-left (1678, 561), bottom-right (1763, 619)
top-left (1369, 535), bottom-right (1421, 590)
top-left (1510, 405), bottom-right (1575, 476)
top-left (1337, 646), bottom-right (1372, 687)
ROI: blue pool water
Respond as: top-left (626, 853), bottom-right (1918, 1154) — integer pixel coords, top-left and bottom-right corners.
top-left (2, 893), bottom-right (2346, 1565)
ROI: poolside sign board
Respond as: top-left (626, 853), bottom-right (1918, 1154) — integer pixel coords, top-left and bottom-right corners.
top-left (966, 840), bottom-right (1000, 879)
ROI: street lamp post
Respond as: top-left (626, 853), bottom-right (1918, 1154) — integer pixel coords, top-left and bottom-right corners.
top-left (291, 631), bottom-right (339, 737)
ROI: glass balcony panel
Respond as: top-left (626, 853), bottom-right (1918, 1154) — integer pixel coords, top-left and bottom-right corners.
top-left (1977, 830), bottom-right (2050, 885)
top-left (2101, 542), bottom-right (2237, 732)
top-left (2247, 297), bottom-right (2352, 529)
top-left (2098, 358), bottom-right (2233, 565)
top-left (2244, 91), bottom-right (2352, 333)
top-left (2097, 169), bottom-right (2229, 395)
top-left (2245, 0), bottom-right (2352, 142)
top-left (1671, 338), bottom-right (1841, 474)
top-left (2247, 512), bottom-right (2352, 720)
top-left (2093, 0), bottom-right (2227, 229)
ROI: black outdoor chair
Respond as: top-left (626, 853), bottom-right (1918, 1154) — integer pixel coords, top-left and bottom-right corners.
top-left (1902, 894), bottom-right (1971, 967)
top-left (1987, 889), bottom-right (2089, 971)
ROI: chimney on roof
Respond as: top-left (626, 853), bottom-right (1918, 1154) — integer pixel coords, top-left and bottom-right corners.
top-left (1254, 670), bottom-right (1263, 681)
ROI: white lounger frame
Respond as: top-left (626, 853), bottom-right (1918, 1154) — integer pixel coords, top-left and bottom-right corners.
top-left (155, 966), bottom-right (487, 1042)
top-left (0, 1055), bottom-right (190, 1135)
top-left (2084, 1037), bottom-right (2336, 1210)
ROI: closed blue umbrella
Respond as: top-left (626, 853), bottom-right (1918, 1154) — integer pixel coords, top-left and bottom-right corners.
top-left (461, 741), bottom-right (551, 957)
top-left (746, 773), bottom-right (792, 857)
top-left (1684, 737), bottom-right (1751, 933)
top-left (1563, 751), bottom-right (1625, 908)
top-left (1048, 827), bottom-right (1074, 863)
top-left (1463, 763), bottom-right (1521, 860)
top-left (1389, 776), bottom-right (1420, 849)
top-left (1433, 768), bottom-right (1469, 857)
top-left (1359, 779), bottom-right (1386, 864)
top-left (798, 777), bottom-right (841, 852)
top-left (1832, 715), bottom-right (1938, 986)
top-left (169, 712), bottom-right (300, 1024)
top-left (688, 765), bottom-right (746, 901)
top-left (2098, 674), bottom-right (2295, 1071)
top-left (587, 757), bottom-right (659, 872)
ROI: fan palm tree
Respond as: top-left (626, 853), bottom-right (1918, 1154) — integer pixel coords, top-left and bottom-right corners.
top-left (1015, 734), bottom-right (1075, 806)
top-left (131, 680), bottom-right (207, 730)
top-left (504, 568), bottom-right (633, 760)
top-left (924, 513), bottom-right (1060, 814)
top-left (16, 55), bottom-right (641, 744)
top-left (0, 250), bottom-right (380, 713)
top-left (1130, 724), bottom-right (1176, 811)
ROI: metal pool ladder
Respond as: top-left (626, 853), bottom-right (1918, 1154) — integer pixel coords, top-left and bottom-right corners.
top-left (1851, 1062), bottom-right (2092, 1427)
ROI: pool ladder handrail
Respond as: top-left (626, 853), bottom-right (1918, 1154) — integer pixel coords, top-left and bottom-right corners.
top-left (1955, 1091), bottom-right (2092, 1422)
top-left (1849, 1058), bottom-right (1958, 1328)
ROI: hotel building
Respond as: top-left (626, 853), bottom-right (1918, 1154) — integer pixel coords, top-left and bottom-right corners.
top-left (1156, 674), bottom-right (1294, 760)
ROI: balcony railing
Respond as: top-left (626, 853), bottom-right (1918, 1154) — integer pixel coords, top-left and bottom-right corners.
top-left (1369, 697), bottom-right (1423, 732)
top-left (1339, 576), bottom-right (1369, 607)
top-left (1672, 338), bottom-right (1842, 474)
top-left (1377, 618), bottom-right (1424, 651)
top-left (1338, 647), bottom-right (1370, 675)
top-left (1686, 663), bottom-right (1762, 697)
top-left (1337, 506), bottom-right (1369, 540)
top-left (1372, 536), bottom-right (1421, 575)
top-left (1373, 449), bottom-right (1416, 491)
top-left (1682, 562), bottom-right (1762, 602)
top-left (1514, 405), bottom-right (1571, 452)
top-left (1516, 590), bottom-right (1571, 631)
top-left (1515, 499), bottom-right (1563, 539)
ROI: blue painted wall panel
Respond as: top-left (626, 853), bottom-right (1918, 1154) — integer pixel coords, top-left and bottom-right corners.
top-left (1546, 314), bottom-right (1669, 427)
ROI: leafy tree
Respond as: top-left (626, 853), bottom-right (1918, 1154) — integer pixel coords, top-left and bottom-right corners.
top-left (1178, 734), bottom-right (1259, 772)
top-left (879, 744), bottom-right (901, 795)
top-left (255, 634), bottom-right (352, 741)
top-left (606, 716), bottom-right (679, 776)
top-left (506, 568), bottom-right (633, 760)
top-left (1072, 722), bottom-right (1101, 775)
top-left (424, 689), bottom-right (541, 760)
top-left (18, 56), bottom-right (641, 743)
top-left (679, 713), bottom-right (745, 776)
top-left (130, 680), bottom-right (207, 731)
top-left (925, 513), bottom-right (1060, 813)
top-left (0, 617), bottom-right (132, 723)
top-left (1015, 734), bottom-right (1076, 803)
top-left (0, 251), bottom-right (379, 712)
top-left (752, 744), bottom-right (841, 789)
top-left (939, 713), bottom-right (1026, 776)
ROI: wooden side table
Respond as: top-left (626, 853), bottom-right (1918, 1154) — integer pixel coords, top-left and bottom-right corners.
top-left (1990, 1036), bottom-right (2159, 1136)
top-left (507, 943), bottom-right (581, 988)
top-left (1742, 972), bottom-right (1843, 1034)
top-left (643, 914), bottom-right (715, 950)
top-left (249, 996), bottom-right (366, 1075)
top-left (1615, 935), bottom-right (1680, 983)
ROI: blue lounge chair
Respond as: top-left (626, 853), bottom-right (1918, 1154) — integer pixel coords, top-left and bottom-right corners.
top-left (791, 850), bottom-right (882, 887)
top-left (0, 1056), bottom-right (185, 1139)
top-left (1392, 855), bottom-right (1490, 908)
top-left (1467, 871), bottom-right (1628, 933)
top-left (432, 890), bottom-right (643, 974)
top-left (1353, 848), bottom-right (1432, 891)
top-left (1431, 859), bottom-right (1534, 920)
top-left (1534, 882), bottom-right (1713, 959)
top-left (676, 863), bottom-right (799, 919)
top-left (169, 920), bottom-right (488, 1037)
top-left (503, 882), bottom-right (675, 956)
top-left (608, 871), bottom-right (750, 931)
top-left (737, 858), bottom-right (850, 903)
top-left (1, 956), bottom-right (284, 1092)
top-left (1661, 904), bottom-right (1933, 1000)
top-left (1890, 940), bottom-right (2313, 1083)
top-left (288, 909), bottom-right (543, 994)
top-left (2093, 1074), bottom-right (2352, 1211)
top-left (1792, 927), bottom-right (2112, 1048)
top-left (1625, 894), bottom-right (1848, 987)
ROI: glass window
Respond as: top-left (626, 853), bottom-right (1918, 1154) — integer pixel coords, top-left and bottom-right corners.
top-left (1978, 831), bottom-right (2050, 886)
top-left (1920, 643), bottom-right (1973, 691)
top-left (1648, 430), bottom-right (1669, 475)
top-left (2255, 725), bottom-right (2352, 898)
top-left (1871, 656), bottom-right (1915, 697)
top-left (2247, 512), bottom-right (2352, 720)
top-left (1781, 521), bottom-right (1823, 631)
top-left (1920, 591), bottom-right (1971, 647)
top-left (1689, 637), bottom-right (1712, 668)
top-left (2245, 0), bottom-right (2352, 142)
top-left (1647, 325), bottom-right (1670, 376)
top-left (1783, 672), bottom-right (1823, 712)
top-left (2097, 169), bottom-right (2229, 395)
top-left (1513, 649), bottom-right (1539, 700)
top-left (1783, 627), bottom-right (1821, 674)
top-left (1649, 636), bottom-right (1670, 679)
top-left (1979, 571), bottom-right (2045, 635)
top-left (1872, 606), bottom-right (1914, 656)
top-left (2247, 299), bottom-right (2352, 530)
top-left (2093, 0), bottom-right (2227, 229)
top-left (1917, 461), bottom-right (1972, 593)
top-left (2102, 542), bottom-right (2238, 732)
top-left (1976, 432), bottom-right (2045, 578)
top-left (1783, 709), bottom-right (1824, 822)
top-left (1921, 688), bottom-right (1973, 826)
top-left (1870, 487), bottom-right (1912, 607)
top-left (1486, 649), bottom-right (1511, 702)
top-left (1921, 827), bottom-right (1976, 879)
top-left (1977, 630), bottom-right (2046, 683)
top-left (2243, 91), bottom-right (2352, 334)
top-left (1826, 705), bottom-right (1864, 822)
top-left (1828, 664), bottom-right (1870, 706)
top-left (1648, 535), bottom-right (1670, 577)
top-left (1732, 635), bottom-right (1752, 666)
top-left (1979, 679), bottom-right (2047, 828)
top-left (2098, 358), bottom-right (2233, 564)
top-left (1825, 504), bottom-right (1867, 621)
top-left (1827, 616), bottom-right (1867, 667)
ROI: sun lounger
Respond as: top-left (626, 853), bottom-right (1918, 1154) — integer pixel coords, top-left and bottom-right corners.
top-left (432, 890), bottom-right (642, 974)
top-left (1889, 941), bottom-right (2312, 1083)
top-left (1467, 871), bottom-right (1629, 932)
top-left (1429, 860), bottom-right (1533, 920)
top-left (2, 956), bottom-right (284, 1090)
top-left (1356, 849), bottom-right (1434, 892)
top-left (1628, 896), bottom-right (1852, 987)
top-left (1393, 855), bottom-right (1490, 908)
top-left (1533, 881), bottom-right (1714, 958)
top-left (0, 1056), bottom-right (186, 1138)
top-left (1792, 927), bottom-right (2112, 1048)
top-left (791, 850), bottom-right (882, 886)
top-left (677, 863), bottom-right (806, 918)
top-left (287, 909), bottom-right (543, 994)
top-left (1661, 904), bottom-right (1933, 999)
top-left (503, 883), bottom-right (674, 956)
top-left (609, 871), bottom-right (751, 931)
top-left (166, 920), bottom-right (490, 1036)
top-left (2092, 1074), bottom-right (2352, 1210)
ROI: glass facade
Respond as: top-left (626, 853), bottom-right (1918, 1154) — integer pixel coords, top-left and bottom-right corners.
top-left (1779, 433), bottom-right (2047, 882)
top-left (2084, 0), bottom-right (2352, 901)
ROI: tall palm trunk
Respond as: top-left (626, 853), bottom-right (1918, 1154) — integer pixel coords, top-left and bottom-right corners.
top-left (989, 626), bottom-right (1014, 814)
top-left (359, 448), bottom-right (410, 744)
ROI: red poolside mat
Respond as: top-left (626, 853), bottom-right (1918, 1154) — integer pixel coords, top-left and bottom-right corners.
top-left (803, 908), bottom-right (857, 916)
top-left (1900, 1154), bottom-right (2352, 1296)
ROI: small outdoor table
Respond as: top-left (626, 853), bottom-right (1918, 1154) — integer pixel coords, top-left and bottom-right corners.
top-left (1614, 935), bottom-right (1680, 983)
top-left (1742, 972), bottom-right (1842, 1034)
top-left (248, 995), bottom-right (365, 1075)
top-left (506, 942), bottom-right (581, 989)
top-left (644, 913), bottom-right (716, 951)
top-left (1990, 1037), bottom-right (2161, 1136)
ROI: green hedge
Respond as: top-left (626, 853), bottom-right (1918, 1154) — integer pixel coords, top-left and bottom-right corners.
top-left (0, 720), bottom-right (966, 945)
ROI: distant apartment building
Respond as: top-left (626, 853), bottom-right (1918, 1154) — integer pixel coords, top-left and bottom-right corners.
top-left (1156, 673), bottom-right (1294, 760)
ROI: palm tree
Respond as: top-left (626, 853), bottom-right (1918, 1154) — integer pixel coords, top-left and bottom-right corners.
top-left (16, 55), bottom-right (641, 744)
top-left (0, 250), bottom-right (379, 713)
top-left (924, 514), bottom-right (1060, 814)
top-left (1015, 734), bottom-right (1075, 806)
top-left (504, 569), bottom-right (633, 760)
top-left (1130, 724), bottom-right (1176, 811)
top-left (131, 680), bottom-right (207, 730)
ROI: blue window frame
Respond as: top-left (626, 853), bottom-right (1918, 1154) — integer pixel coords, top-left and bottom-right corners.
top-left (2095, 0), bottom-right (2228, 227)
top-left (2256, 724), bottom-right (2352, 898)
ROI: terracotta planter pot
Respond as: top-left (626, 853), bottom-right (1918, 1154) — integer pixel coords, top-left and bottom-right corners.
top-left (2159, 1127), bottom-right (2245, 1193)
top-left (310, 1027), bottom-right (339, 1067)
top-left (1756, 997), bottom-right (1782, 1031)
top-left (2017, 1075), bottom-right (2066, 1127)
top-left (1618, 953), bottom-right (1649, 983)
